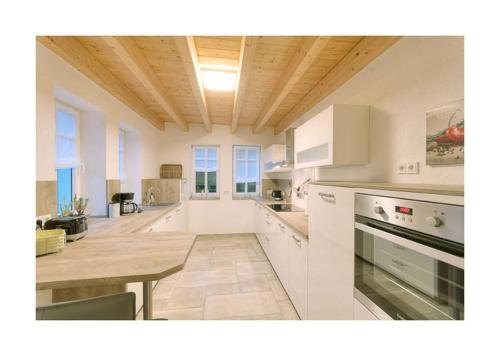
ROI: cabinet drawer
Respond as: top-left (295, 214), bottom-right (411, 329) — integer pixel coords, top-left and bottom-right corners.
top-left (288, 231), bottom-right (308, 319)
top-left (308, 185), bottom-right (355, 252)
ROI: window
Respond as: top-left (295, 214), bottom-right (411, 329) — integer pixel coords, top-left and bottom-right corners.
top-left (233, 145), bottom-right (260, 197)
top-left (57, 168), bottom-right (73, 215)
top-left (192, 146), bottom-right (219, 198)
top-left (118, 129), bottom-right (126, 182)
top-left (55, 103), bottom-right (79, 215)
top-left (55, 103), bottom-right (79, 168)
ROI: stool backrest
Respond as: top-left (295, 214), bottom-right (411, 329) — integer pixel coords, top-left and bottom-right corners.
top-left (36, 292), bottom-right (136, 320)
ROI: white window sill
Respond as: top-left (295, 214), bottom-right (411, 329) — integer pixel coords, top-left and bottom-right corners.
top-left (190, 196), bottom-right (220, 201)
top-left (232, 195), bottom-right (258, 200)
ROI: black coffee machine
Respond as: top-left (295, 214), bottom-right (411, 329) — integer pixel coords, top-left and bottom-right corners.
top-left (111, 192), bottom-right (141, 215)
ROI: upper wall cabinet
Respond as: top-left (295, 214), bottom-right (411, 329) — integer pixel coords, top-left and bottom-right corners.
top-left (263, 144), bottom-right (292, 173)
top-left (294, 104), bottom-right (369, 169)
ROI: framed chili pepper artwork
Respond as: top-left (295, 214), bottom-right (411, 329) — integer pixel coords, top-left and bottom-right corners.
top-left (426, 99), bottom-right (464, 166)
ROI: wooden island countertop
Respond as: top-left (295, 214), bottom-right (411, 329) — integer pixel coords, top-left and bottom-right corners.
top-left (36, 204), bottom-right (196, 319)
top-left (36, 231), bottom-right (196, 290)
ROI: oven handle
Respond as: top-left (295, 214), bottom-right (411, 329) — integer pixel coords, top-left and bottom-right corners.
top-left (355, 222), bottom-right (464, 269)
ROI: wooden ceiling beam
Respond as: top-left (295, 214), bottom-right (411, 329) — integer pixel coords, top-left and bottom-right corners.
top-left (36, 36), bottom-right (165, 130)
top-left (231, 36), bottom-right (259, 133)
top-left (103, 36), bottom-right (188, 131)
top-left (174, 36), bottom-right (212, 132)
top-left (274, 36), bottom-right (402, 134)
top-left (253, 36), bottom-right (330, 133)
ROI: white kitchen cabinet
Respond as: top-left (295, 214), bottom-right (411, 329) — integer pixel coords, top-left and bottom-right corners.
top-left (354, 298), bottom-right (378, 320)
top-left (294, 104), bottom-right (369, 169)
top-left (262, 211), bottom-right (276, 263)
top-left (308, 184), bottom-right (355, 319)
top-left (263, 144), bottom-right (291, 173)
top-left (288, 231), bottom-right (308, 319)
top-left (276, 221), bottom-right (290, 291)
top-left (145, 202), bottom-right (188, 233)
top-left (254, 203), bottom-right (265, 246)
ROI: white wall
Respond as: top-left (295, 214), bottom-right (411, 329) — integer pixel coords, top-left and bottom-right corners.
top-left (123, 129), bottom-right (142, 204)
top-left (290, 36), bottom-right (464, 209)
top-left (80, 111), bottom-right (107, 216)
top-left (36, 42), bottom-right (162, 183)
top-left (159, 123), bottom-right (283, 234)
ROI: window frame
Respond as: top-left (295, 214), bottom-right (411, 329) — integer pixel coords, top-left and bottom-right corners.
top-left (55, 101), bottom-right (80, 169)
top-left (191, 145), bottom-right (220, 199)
top-left (232, 145), bottom-right (261, 198)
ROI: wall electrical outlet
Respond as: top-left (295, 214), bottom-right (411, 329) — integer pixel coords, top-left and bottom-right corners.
top-left (397, 163), bottom-right (407, 174)
top-left (398, 162), bottom-right (420, 175)
top-left (406, 161), bottom-right (419, 174)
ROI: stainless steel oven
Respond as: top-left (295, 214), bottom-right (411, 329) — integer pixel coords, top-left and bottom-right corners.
top-left (354, 193), bottom-right (464, 320)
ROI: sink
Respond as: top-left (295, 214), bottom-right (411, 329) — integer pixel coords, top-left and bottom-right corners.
top-left (140, 203), bottom-right (174, 211)
top-left (266, 203), bottom-right (304, 213)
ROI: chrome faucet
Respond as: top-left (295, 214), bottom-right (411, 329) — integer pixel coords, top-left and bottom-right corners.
top-left (145, 186), bottom-right (160, 206)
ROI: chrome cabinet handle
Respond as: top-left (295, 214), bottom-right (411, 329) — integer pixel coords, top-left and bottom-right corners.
top-left (265, 213), bottom-right (270, 217)
top-left (318, 192), bottom-right (335, 202)
top-left (265, 221), bottom-right (271, 225)
top-left (390, 258), bottom-right (408, 272)
top-left (148, 228), bottom-right (153, 232)
top-left (165, 216), bottom-right (171, 222)
top-left (291, 234), bottom-right (301, 247)
top-left (278, 223), bottom-right (285, 229)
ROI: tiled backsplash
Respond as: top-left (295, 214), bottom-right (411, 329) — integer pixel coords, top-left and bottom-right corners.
top-left (36, 180), bottom-right (57, 217)
top-left (106, 179), bottom-right (121, 203)
top-left (141, 179), bottom-right (181, 204)
top-left (262, 179), bottom-right (292, 201)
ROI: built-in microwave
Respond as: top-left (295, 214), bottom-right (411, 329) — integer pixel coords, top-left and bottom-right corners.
top-left (354, 193), bottom-right (464, 320)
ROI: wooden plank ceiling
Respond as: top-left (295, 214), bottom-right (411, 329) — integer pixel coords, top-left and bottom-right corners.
top-left (37, 36), bottom-right (400, 133)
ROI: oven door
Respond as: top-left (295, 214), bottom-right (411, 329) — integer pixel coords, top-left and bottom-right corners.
top-left (354, 218), bottom-right (464, 320)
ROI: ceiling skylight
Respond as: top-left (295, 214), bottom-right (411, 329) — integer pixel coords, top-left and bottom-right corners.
top-left (201, 69), bottom-right (237, 92)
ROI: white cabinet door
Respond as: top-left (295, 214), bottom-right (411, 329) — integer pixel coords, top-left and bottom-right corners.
top-left (295, 105), bottom-right (333, 169)
top-left (294, 104), bottom-right (369, 169)
top-left (354, 298), bottom-right (378, 320)
top-left (288, 231), bottom-right (308, 319)
top-left (255, 203), bottom-right (265, 247)
top-left (308, 184), bottom-right (355, 319)
top-left (145, 217), bottom-right (163, 232)
top-left (266, 214), bottom-right (281, 267)
top-left (276, 221), bottom-right (289, 291)
top-left (261, 210), bottom-right (271, 257)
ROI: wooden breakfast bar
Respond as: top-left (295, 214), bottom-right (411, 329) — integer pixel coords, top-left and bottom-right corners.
top-left (36, 230), bottom-right (196, 320)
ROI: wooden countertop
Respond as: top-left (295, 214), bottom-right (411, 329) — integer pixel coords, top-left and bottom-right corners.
top-left (36, 203), bottom-right (195, 290)
top-left (254, 198), bottom-right (309, 237)
top-left (310, 181), bottom-right (464, 196)
top-left (86, 203), bottom-right (180, 236)
top-left (36, 231), bottom-right (196, 290)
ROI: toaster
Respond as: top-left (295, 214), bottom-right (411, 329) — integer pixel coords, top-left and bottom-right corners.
top-left (44, 216), bottom-right (88, 242)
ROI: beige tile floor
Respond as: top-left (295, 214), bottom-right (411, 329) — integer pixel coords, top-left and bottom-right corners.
top-left (137, 233), bottom-right (299, 320)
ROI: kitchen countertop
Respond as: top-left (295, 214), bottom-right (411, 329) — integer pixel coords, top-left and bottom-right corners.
top-left (254, 197), bottom-right (309, 237)
top-left (86, 203), bottom-right (180, 236)
top-left (36, 203), bottom-right (195, 290)
top-left (310, 181), bottom-right (464, 196)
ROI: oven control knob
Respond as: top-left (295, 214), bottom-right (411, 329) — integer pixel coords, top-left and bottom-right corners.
top-left (373, 206), bottom-right (384, 214)
top-left (426, 216), bottom-right (442, 227)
